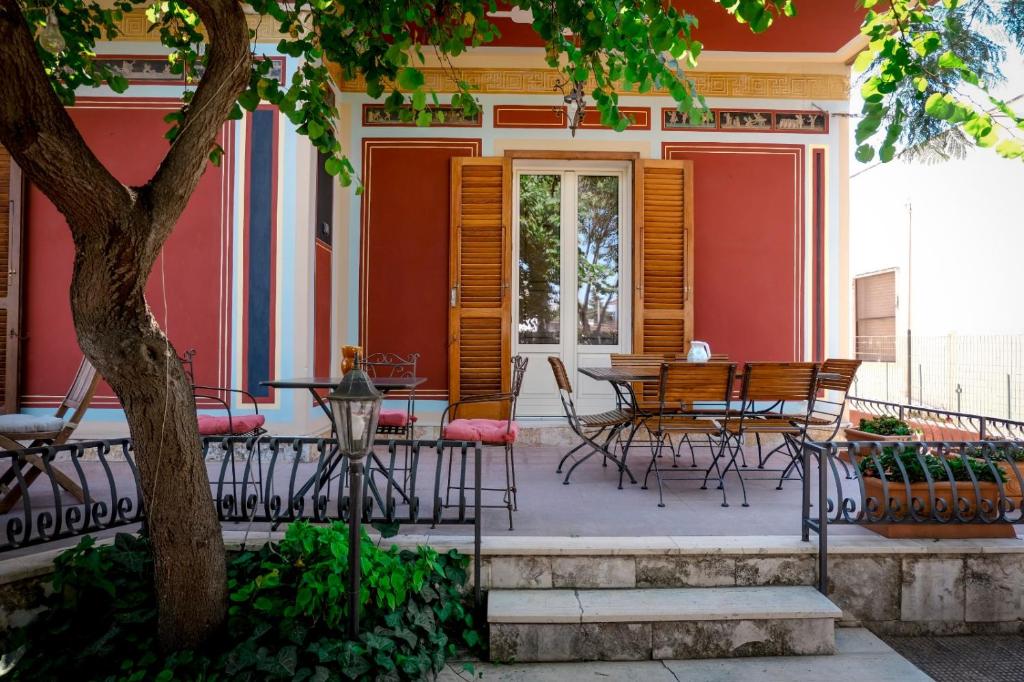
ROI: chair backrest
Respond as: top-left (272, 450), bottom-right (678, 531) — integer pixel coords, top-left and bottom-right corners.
top-left (808, 358), bottom-right (862, 434)
top-left (740, 362), bottom-right (819, 403)
top-left (180, 348), bottom-right (198, 386)
top-left (819, 358), bottom-right (861, 393)
top-left (548, 356), bottom-right (572, 393)
top-left (659, 362), bottom-right (737, 409)
top-left (53, 357), bottom-right (101, 440)
top-left (364, 352), bottom-right (419, 379)
top-left (611, 353), bottom-right (673, 405)
top-left (509, 355), bottom-right (528, 419)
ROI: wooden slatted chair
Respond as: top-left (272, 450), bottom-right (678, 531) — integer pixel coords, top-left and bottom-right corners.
top-left (803, 358), bottom-right (862, 437)
top-left (751, 358), bottom-right (862, 472)
top-left (643, 361), bottom-right (738, 507)
top-left (0, 357), bottom-right (100, 512)
top-left (549, 356), bottom-right (637, 488)
top-left (441, 355), bottom-right (528, 530)
top-left (718, 362), bottom-right (820, 505)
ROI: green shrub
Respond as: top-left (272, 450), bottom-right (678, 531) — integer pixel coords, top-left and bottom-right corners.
top-left (1, 523), bottom-right (482, 681)
top-left (857, 415), bottom-right (913, 436)
top-left (858, 447), bottom-right (1005, 484)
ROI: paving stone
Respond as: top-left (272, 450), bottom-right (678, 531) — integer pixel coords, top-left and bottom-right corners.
top-left (827, 555), bottom-right (900, 622)
top-left (901, 557), bottom-right (965, 622)
top-left (735, 555), bottom-right (815, 586)
top-left (636, 555), bottom-right (735, 587)
top-left (652, 617), bottom-right (836, 659)
top-left (489, 556), bottom-right (553, 588)
top-left (964, 554), bottom-right (1024, 623)
top-left (551, 556), bottom-right (635, 588)
top-left (442, 629), bottom-right (928, 681)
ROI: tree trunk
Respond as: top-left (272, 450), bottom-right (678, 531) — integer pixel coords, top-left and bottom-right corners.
top-left (0, 0), bottom-right (252, 651)
top-left (69, 214), bottom-right (227, 649)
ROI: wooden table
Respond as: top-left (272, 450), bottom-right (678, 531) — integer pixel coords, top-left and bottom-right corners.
top-left (577, 365), bottom-right (841, 488)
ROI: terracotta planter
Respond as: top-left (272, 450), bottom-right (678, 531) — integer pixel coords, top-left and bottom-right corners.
top-left (859, 476), bottom-right (1016, 539)
top-left (990, 461), bottom-right (1023, 508)
top-left (839, 428), bottom-right (915, 463)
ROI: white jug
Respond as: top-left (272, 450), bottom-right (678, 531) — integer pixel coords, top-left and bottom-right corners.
top-left (687, 340), bottom-right (711, 363)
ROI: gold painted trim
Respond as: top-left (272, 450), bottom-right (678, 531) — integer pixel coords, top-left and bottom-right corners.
top-left (332, 66), bottom-right (849, 101)
top-left (109, 10), bottom-right (279, 42)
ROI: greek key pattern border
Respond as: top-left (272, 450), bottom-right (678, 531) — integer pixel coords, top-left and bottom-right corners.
top-left (332, 67), bottom-right (849, 101)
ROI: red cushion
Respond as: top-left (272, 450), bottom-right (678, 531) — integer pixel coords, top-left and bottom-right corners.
top-left (378, 408), bottom-right (418, 428)
top-left (197, 414), bottom-right (266, 436)
top-left (442, 418), bottom-right (519, 445)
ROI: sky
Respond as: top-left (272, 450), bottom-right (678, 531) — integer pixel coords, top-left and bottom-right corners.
top-left (849, 43), bottom-right (1024, 336)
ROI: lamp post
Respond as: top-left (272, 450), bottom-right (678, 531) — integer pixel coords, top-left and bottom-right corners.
top-left (327, 357), bottom-right (382, 638)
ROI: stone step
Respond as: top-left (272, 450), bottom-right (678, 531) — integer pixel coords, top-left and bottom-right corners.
top-left (488, 586), bottom-right (842, 663)
top-left (442, 629), bottom-right (931, 681)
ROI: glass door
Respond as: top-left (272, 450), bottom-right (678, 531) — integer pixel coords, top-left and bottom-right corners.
top-left (513, 161), bottom-right (631, 417)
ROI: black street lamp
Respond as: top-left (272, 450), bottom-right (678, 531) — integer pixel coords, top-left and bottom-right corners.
top-left (327, 357), bottom-right (382, 637)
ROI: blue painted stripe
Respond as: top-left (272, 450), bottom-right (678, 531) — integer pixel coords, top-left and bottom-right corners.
top-left (246, 109), bottom-right (275, 397)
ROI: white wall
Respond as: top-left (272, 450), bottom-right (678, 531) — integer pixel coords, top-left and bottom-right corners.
top-left (849, 53), bottom-right (1024, 337)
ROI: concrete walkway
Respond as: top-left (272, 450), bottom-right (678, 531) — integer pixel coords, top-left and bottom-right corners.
top-left (437, 629), bottom-right (931, 681)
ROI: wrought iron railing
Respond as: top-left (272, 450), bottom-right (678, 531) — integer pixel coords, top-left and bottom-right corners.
top-left (0, 437), bottom-right (485, 607)
top-left (848, 396), bottom-right (1024, 441)
top-left (801, 440), bottom-right (1024, 593)
top-left (0, 439), bottom-right (143, 551)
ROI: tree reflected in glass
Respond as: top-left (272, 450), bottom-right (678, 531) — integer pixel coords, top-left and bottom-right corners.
top-left (577, 175), bottom-right (619, 345)
top-left (518, 174), bottom-right (561, 344)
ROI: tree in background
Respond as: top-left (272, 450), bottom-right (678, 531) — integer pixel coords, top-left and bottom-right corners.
top-left (0, 0), bottom-right (795, 650)
top-left (854, 0), bottom-right (1024, 163)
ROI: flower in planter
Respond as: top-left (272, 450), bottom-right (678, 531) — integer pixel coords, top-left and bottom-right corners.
top-left (857, 416), bottom-right (913, 437)
top-left (857, 447), bottom-right (1006, 484)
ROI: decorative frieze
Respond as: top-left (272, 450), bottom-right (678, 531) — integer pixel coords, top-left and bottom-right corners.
top-left (663, 107), bottom-right (829, 133)
top-left (361, 103), bottom-right (482, 127)
top-left (94, 55), bottom-right (284, 84)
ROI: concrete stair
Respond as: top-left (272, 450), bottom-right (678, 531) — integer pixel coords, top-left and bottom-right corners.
top-left (488, 586), bottom-right (842, 662)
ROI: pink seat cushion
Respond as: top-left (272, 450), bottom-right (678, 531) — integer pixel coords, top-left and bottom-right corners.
top-left (197, 414), bottom-right (266, 436)
top-left (378, 408), bottom-right (418, 428)
top-left (442, 418), bottom-right (519, 445)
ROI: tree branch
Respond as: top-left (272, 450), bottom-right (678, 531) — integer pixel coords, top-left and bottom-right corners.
top-left (146, 0), bottom-right (251, 240)
top-left (0, 0), bottom-right (130, 232)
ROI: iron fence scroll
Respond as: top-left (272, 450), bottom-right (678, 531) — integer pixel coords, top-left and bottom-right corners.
top-left (0, 439), bottom-right (143, 551)
top-left (0, 437), bottom-right (485, 604)
top-left (801, 439), bottom-right (1024, 593)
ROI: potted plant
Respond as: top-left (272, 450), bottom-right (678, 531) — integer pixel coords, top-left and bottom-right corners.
top-left (856, 448), bottom-right (1015, 539)
top-left (840, 416), bottom-right (917, 463)
top-left (964, 446), bottom-right (1024, 509)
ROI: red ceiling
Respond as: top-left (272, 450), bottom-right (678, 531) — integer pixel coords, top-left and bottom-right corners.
top-left (485, 1), bottom-right (864, 53)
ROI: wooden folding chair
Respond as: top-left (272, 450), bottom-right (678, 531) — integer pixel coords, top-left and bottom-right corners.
top-left (719, 362), bottom-right (819, 505)
top-left (550, 356), bottom-right (637, 488)
top-left (0, 357), bottom-right (100, 512)
top-left (643, 362), bottom-right (737, 507)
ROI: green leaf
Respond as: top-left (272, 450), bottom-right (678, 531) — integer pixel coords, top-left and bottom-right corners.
top-left (307, 120), bottom-right (325, 139)
top-left (324, 157), bottom-right (344, 176)
top-left (238, 90), bottom-right (260, 112)
top-left (396, 67), bottom-right (424, 91)
top-left (855, 144), bottom-right (875, 163)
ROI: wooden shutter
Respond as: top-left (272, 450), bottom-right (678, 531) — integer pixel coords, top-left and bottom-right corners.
top-left (0, 147), bottom-right (23, 413)
top-left (855, 271), bottom-right (896, 361)
top-left (633, 159), bottom-right (694, 355)
top-left (449, 157), bottom-right (511, 418)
